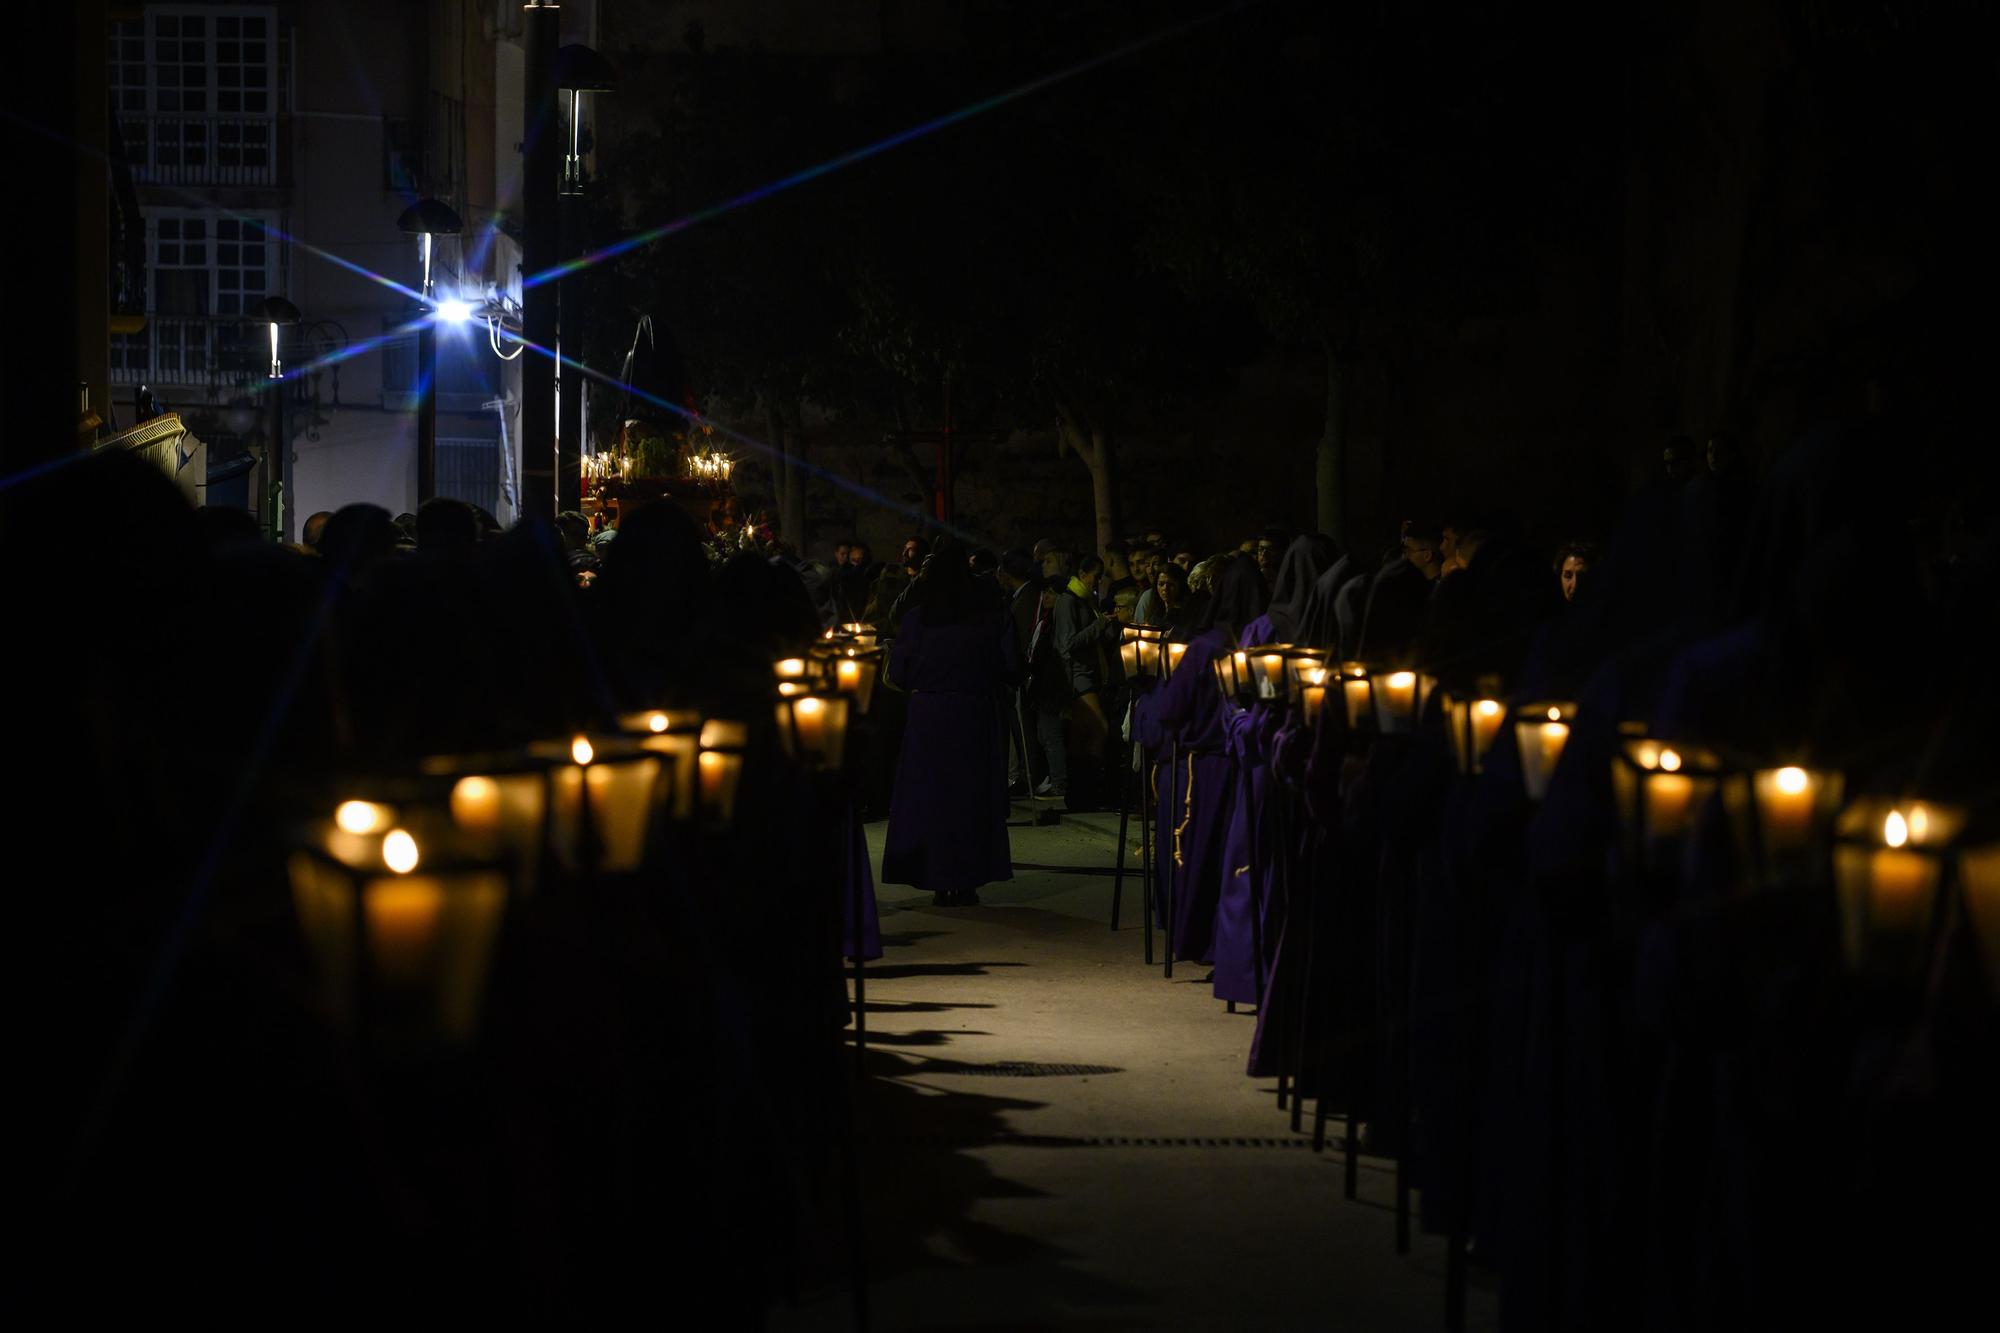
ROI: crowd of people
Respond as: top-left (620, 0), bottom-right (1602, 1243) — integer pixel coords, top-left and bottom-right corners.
top-left (20, 401), bottom-right (1995, 1326)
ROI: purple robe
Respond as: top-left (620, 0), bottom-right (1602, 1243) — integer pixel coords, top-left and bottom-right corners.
top-left (1212, 704), bottom-right (1285, 1006)
top-left (1134, 630), bottom-right (1235, 963)
top-left (881, 606), bottom-right (1016, 895)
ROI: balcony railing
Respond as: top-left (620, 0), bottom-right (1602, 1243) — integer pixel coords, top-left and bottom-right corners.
top-left (118, 114), bottom-right (284, 188)
top-left (111, 315), bottom-right (263, 389)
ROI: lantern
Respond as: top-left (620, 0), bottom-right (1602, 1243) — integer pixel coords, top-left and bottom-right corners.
top-left (1727, 764), bottom-right (1845, 887)
top-left (1238, 644), bottom-right (1292, 701)
top-left (819, 645), bottom-right (884, 714)
top-left (419, 752), bottom-right (552, 874)
top-left (838, 622), bottom-right (880, 650)
top-left (1957, 842), bottom-right (2000, 995)
top-left (1515, 701), bottom-right (1577, 801)
top-left (1612, 739), bottom-right (1727, 872)
top-left (1212, 648), bottom-right (1250, 705)
top-left (774, 655), bottom-right (828, 689)
top-left (622, 709), bottom-right (704, 822)
top-left (1162, 641), bottom-right (1189, 681)
top-left (1299, 674), bottom-right (1329, 728)
top-left (1832, 799), bottom-right (1963, 977)
top-left (1285, 653), bottom-right (1327, 705)
top-left (1374, 669), bottom-right (1423, 734)
top-left (697, 718), bottom-right (748, 823)
top-left (528, 734), bottom-right (662, 873)
top-left (775, 691), bottom-right (851, 772)
top-left (288, 814), bottom-right (509, 1042)
top-left (1120, 624), bottom-right (1167, 680)
top-left (1339, 662), bottom-right (1373, 729)
top-left (1443, 693), bottom-right (1508, 776)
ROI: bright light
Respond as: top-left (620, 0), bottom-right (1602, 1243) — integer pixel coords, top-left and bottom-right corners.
top-left (382, 828), bottom-right (421, 874)
top-left (1475, 699), bottom-right (1501, 718)
top-left (1389, 671), bottom-right (1416, 688)
top-left (571, 735), bottom-right (595, 765)
top-left (336, 800), bottom-right (393, 834)
top-left (798, 697), bottom-right (823, 717)
top-left (648, 713), bottom-right (669, 733)
top-left (1884, 809), bottom-right (1909, 849)
top-left (1659, 748), bottom-right (1682, 773)
top-left (436, 298), bottom-right (475, 324)
top-left (1908, 804), bottom-right (1930, 843)
top-left (1547, 706), bottom-right (1563, 721)
top-left (1775, 766), bottom-right (1809, 796)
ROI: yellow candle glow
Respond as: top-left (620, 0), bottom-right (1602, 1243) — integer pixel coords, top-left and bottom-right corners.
top-left (571, 735), bottom-right (594, 766)
top-left (792, 696), bottom-right (827, 753)
top-left (336, 800), bottom-right (393, 835)
top-left (1471, 699), bottom-right (1505, 760)
top-left (382, 828), bottom-right (421, 874)
top-left (365, 875), bottom-right (444, 981)
top-left (1756, 765), bottom-right (1818, 851)
top-left (1164, 642), bottom-right (1188, 679)
top-left (1644, 764), bottom-right (1695, 839)
top-left (1300, 683), bottom-right (1327, 727)
top-left (1516, 702), bottom-right (1574, 800)
top-left (1343, 676), bottom-right (1372, 728)
top-left (1376, 670), bottom-right (1419, 732)
top-left (450, 776), bottom-right (500, 838)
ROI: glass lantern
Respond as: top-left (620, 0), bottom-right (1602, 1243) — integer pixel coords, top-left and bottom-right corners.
top-left (528, 734), bottom-right (663, 873)
top-left (775, 691), bottom-right (851, 772)
top-left (1285, 652), bottom-right (1327, 705)
top-left (1443, 692), bottom-right (1508, 775)
top-left (1611, 738), bottom-right (1727, 872)
top-left (1957, 842), bottom-right (2000, 996)
top-left (1162, 640), bottom-right (1189, 681)
top-left (1373, 669), bottom-right (1424, 734)
top-left (1514, 701), bottom-right (1577, 801)
top-left (1212, 648), bottom-right (1250, 705)
top-left (826, 646), bottom-right (884, 714)
top-left (1242, 644), bottom-right (1293, 702)
top-left (1120, 624), bottom-right (1168, 680)
top-left (288, 813), bottom-right (509, 1042)
top-left (419, 752), bottom-right (553, 875)
top-left (696, 718), bottom-right (748, 824)
top-left (1339, 662), bottom-right (1373, 730)
top-left (1832, 798), bottom-right (1964, 978)
top-left (1725, 764), bottom-right (1846, 888)
top-left (621, 708), bottom-right (703, 823)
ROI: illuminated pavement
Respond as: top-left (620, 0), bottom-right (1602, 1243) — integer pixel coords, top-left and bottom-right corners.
top-left (768, 806), bottom-right (1498, 1331)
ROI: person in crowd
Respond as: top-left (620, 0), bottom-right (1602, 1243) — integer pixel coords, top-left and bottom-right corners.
top-left (1398, 518), bottom-right (1446, 580)
top-left (884, 538), bottom-right (1020, 906)
top-left (1100, 541), bottom-right (1136, 611)
top-left (557, 510), bottom-right (599, 579)
top-left (300, 510), bottom-right (332, 554)
top-left (416, 497), bottom-right (482, 553)
top-left (995, 549), bottom-right (1041, 795)
top-left (1252, 528), bottom-right (1289, 583)
top-left (1027, 546), bottom-right (1107, 801)
top-left (391, 512), bottom-right (419, 550)
top-left (832, 540), bottom-right (850, 569)
top-left (1554, 538), bottom-right (1595, 601)
top-left (1240, 534), bottom-right (1338, 645)
top-left (1171, 546), bottom-right (1195, 570)
top-left (1150, 558), bottom-right (1191, 629)
top-left (969, 546), bottom-right (998, 578)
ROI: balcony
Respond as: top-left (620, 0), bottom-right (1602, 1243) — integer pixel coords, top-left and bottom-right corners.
top-left (110, 314), bottom-right (263, 389)
top-left (118, 114), bottom-right (285, 189)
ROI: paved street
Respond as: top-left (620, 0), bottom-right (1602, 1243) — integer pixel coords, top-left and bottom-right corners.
top-left (770, 806), bottom-right (1498, 1332)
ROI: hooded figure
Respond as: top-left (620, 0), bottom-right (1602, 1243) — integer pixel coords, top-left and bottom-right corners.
top-left (1244, 534), bottom-right (1340, 645)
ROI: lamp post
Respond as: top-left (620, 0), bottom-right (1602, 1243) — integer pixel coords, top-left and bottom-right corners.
top-left (397, 198), bottom-right (464, 508)
top-left (254, 295), bottom-right (301, 541)
top-left (553, 43), bottom-right (616, 514)
top-left (520, 1), bottom-right (563, 527)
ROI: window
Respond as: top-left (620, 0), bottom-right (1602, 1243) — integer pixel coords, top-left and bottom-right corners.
top-left (109, 6), bottom-right (280, 185)
top-left (111, 208), bottom-right (280, 386)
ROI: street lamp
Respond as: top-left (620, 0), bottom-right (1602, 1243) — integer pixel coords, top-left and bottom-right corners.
top-left (553, 43), bottom-right (617, 514)
top-left (554, 44), bottom-right (617, 196)
top-left (397, 197), bottom-right (464, 507)
top-left (254, 295), bottom-right (301, 541)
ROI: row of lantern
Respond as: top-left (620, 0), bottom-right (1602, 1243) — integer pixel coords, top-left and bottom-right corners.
top-left (1121, 624), bottom-right (2000, 991)
top-left (287, 624), bottom-right (892, 1047)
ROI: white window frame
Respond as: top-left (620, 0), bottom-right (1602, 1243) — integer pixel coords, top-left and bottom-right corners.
top-left (144, 206), bottom-right (281, 317)
top-left (109, 5), bottom-right (281, 182)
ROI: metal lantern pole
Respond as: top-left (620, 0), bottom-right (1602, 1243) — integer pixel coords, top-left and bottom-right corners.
top-left (396, 200), bottom-right (463, 508)
top-left (254, 296), bottom-right (301, 541)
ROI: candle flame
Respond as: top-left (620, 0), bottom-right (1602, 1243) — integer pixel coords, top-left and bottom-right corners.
top-left (1475, 699), bottom-right (1501, 718)
top-left (648, 713), bottom-right (668, 733)
top-left (1775, 766), bottom-right (1809, 796)
top-left (1658, 748), bottom-right (1682, 773)
top-left (1884, 809), bottom-right (1909, 849)
top-left (798, 696), bottom-right (823, 717)
top-left (382, 828), bottom-right (420, 874)
top-left (776, 658), bottom-right (806, 678)
top-left (1546, 706), bottom-right (1562, 721)
top-left (335, 800), bottom-right (391, 835)
top-left (571, 735), bottom-right (594, 765)
top-left (778, 681), bottom-right (801, 696)
top-left (1389, 671), bottom-right (1416, 688)
top-left (1306, 667), bottom-right (1327, 686)
top-left (1907, 804), bottom-right (1930, 843)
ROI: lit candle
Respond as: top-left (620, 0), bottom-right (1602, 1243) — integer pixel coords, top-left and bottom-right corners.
top-left (1164, 642), bottom-right (1188, 679)
top-left (1342, 667), bottom-right (1372, 728)
top-left (836, 657), bottom-right (861, 693)
top-left (367, 830), bottom-right (441, 981)
top-left (1756, 765), bottom-right (1817, 851)
top-left (1376, 670), bottom-right (1418, 732)
top-left (1300, 683), bottom-right (1327, 727)
top-left (336, 800), bottom-right (393, 835)
top-left (792, 696), bottom-right (827, 755)
top-left (451, 775), bottom-right (501, 839)
top-left (1260, 653), bottom-right (1287, 699)
top-left (1518, 704), bottom-right (1573, 800)
top-left (1470, 698), bottom-right (1505, 763)
top-left (775, 657), bottom-right (809, 682)
top-left (1865, 810), bottom-right (1936, 940)
top-left (1643, 748), bottom-right (1695, 838)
